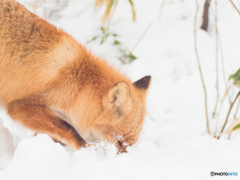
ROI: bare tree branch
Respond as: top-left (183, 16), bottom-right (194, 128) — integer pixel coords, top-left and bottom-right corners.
top-left (207, 0), bottom-right (231, 103)
top-left (214, 87), bottom-right (230, 136)
top-left (159, 0), bottom-right (167, 21)
top-left (212, 0), bottom-right (219, 119)
top-left (217, 91), bottom-right (240, 139)
top-left (234, 98), bottom-right (240, 119)
top-left (228, 0), bottom-right (240, 15)
top-left (122, 23), bottom-right (152, 64)
top-left (195, 0), bottom-right (210, 134)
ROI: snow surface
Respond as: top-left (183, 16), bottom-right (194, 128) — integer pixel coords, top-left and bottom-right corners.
top-left (1, 0), bottom-right (240, 179)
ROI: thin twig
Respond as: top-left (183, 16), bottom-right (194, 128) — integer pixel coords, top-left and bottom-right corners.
top-left (147, 113), bottom-right (156, 121)
top-left (218, 33), bottom-right (231, 104)
top-left (195, 0), bottom-right (210, 134)
top-left (234, 98), bottom-right (240, 119)
top-left (229, 85), bottom-right (235, 99)
top-left (228, 0), bottom-right (240, 15)
top-left (207, 0), bottom-right (231, 103)
top-left (213, 0), bottom-right (219, 119)
top-left (122, 23), bottom-right (152, 64)
top-left (159, 0), bottom-right (167, 21)
top-left (214, 87), bottom-right (230, 136)
top-left (228, 132), bottom-right (231, 140)
top-left (217, 91), bottom-right (240, 139)
top-left (34, 0), bottom-right (38, 14)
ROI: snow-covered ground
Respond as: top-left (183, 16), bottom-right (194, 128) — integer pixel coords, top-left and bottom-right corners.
top-left (1, 0), bottom-right (240, 179)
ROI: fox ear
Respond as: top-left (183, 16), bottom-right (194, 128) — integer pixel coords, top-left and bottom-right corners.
top-left (133, 76), bottom-right (151, 90)
top-left (105, 82), bottom-right (131, 111)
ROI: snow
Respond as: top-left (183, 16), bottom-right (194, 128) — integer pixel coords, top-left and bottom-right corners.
top-left (1, 0), bottom-right (240, 179)
top-left (6, 134), bottom-right (71, 180)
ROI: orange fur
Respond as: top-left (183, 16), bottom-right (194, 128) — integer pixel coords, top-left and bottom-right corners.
top-left (0, 0), bottom-right (151, 153)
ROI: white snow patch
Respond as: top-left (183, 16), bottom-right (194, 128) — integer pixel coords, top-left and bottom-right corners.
top-left (6, 134), bottom-right (71, 180)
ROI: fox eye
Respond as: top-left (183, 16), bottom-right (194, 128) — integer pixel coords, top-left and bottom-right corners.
top-left (118, 140), bottom-right (122, 147)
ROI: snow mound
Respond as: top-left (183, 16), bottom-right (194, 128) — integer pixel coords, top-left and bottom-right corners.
top-left (6, 134), bottom-right (71, 180)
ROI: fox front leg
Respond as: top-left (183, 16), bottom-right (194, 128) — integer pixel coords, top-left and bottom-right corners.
top-left (7, 98), bottom-right (86, 149)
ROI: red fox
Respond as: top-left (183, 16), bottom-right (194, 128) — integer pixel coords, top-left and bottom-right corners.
top-left (0, 0), bottom-right (151, 153)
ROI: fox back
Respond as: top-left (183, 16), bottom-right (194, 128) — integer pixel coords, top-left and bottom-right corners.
top-left (0, 0), bottom-right (151, 152)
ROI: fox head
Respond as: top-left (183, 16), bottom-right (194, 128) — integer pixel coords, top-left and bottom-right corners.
top-left (83, 76), bottom-right (152, 153)
top-left (50, 74), bottom-right (151, 153)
